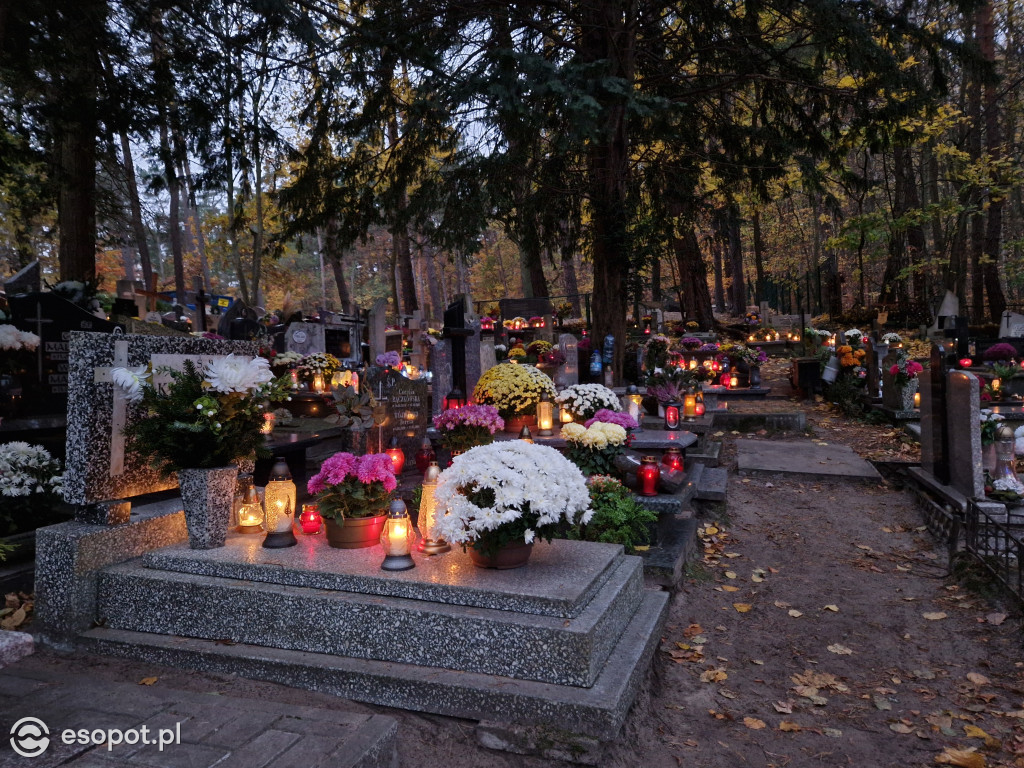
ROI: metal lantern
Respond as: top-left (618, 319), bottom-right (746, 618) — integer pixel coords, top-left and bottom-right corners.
top-left (381, 499), bottom-right (416, 571)
top-left (417, 462), bottom-right (450, 555)
top-left (236, 478), bottom-right (264, 534)
top-left (414, 438), bottom-right (436, 474)
top-left (694, 391), bottom-right (705, 417)
top-left (536, 392), bottom-right (554, 436)
top-left (519, 424), bottom-right (534, 443)
top-left (444, 387), bottom-right (467, 410)
top-left (664, 401), bottom-right (680, 430)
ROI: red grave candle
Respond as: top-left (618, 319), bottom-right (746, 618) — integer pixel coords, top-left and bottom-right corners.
top-left (637, 456), bottom-right (661, 497)
top-left (300, 504), bottom-right (323, 535)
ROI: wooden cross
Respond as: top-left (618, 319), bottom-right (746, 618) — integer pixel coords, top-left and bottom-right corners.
top-left (92, 339), bottom-right (131, 477)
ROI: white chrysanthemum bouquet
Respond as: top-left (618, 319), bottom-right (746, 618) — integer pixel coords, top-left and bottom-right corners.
top-left (432, 441), bottom-right (592, 557)
top-left (555, 383), bottom-right (622, 421)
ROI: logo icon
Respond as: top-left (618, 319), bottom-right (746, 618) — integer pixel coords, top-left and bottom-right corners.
top-left (10, 717), bottom-right (50, 758)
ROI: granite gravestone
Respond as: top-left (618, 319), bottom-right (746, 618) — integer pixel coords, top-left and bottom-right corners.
top-left (8, 293), bottom-right (125, 414)
top-left (464, 315), bottom-right (482, 399)
top-left (4, 261), bottom-right (41, 296)
top-left (880, 350), bottom-right (908, 410)
top-left (946, 370), bottom-right (983, 499)
top-left (479, 335), bottom-right (497, 377)
top-left (998, 311), bottom-right (1024, 339)
top-left (366, 368), bottom-right (430, 457)
top-left (323, 312), bottom-right (364, 366)
top-left (368, 299), bottom-right (388, 360)
top-left (285, 322), bottom-right (326, 357)
top-left (865, 339), bottom-right (887, 399)
top-left (555, 334), bottom-right (579, 388)
top-left (431, 339), bottom-right (453, 415)
top-left (63, 332), bottom-right (259, 505)
top-left (919, 345), bottom-right (950, 483)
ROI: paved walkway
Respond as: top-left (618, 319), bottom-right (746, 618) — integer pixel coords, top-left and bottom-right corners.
top-left (0, 658), bottom-right (397, 768)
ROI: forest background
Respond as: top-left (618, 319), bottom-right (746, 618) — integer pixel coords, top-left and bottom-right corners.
top-left (1, 0), bottom-right (1023, 372)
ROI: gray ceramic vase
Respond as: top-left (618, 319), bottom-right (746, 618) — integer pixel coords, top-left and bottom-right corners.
top-left (178, 466), bottom-right (238, 549)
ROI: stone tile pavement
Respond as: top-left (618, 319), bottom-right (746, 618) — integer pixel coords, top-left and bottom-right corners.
top-left (0, 657), bottom-right (397, 768)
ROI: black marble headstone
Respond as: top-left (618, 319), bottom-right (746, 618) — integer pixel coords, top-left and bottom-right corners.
top-left (927, 343), bottom-right (950, 484)
top-left (366, 368), bottom-right (430, 457)
top-left (8, 292), bottom-right (124, 415)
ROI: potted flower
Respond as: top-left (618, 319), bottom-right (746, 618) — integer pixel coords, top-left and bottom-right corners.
top-left (555, 383), bottom-right (622, 422)
top-left (680, 337), bottom-right (702, 351)
top-left (644, 334), bottom-right (671, 370)
top-left (980, 409), bottom-right (1005, 472)
top-left (433, 404), bottom-right (504, 461)
top-left (886, 355), bottom-right (925, 410)
top-left (375, 350), bottom-right (401, 369)
top-left (308, 452), bottom-right (398, 548)
top-left (432, 441), bottom-right (592, 568)
top-left (0, 322), bottom-right (40, 415)
top-left (565, 475), bottom-right (657, 554)
top-left (584, 409), bottom-right (639, 431)
top-left (881, 332), bottom-right (903, 348)
top-left (560, 421), bottom-right (629, 476)
top-left (117, 355), bottom-right (293, 549)
top-left (473, 363), bottom-right (556, 432)
top-left (297, 352), bottom-right (341, 389)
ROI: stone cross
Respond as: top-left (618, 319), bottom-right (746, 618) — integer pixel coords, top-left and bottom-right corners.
top-left (865, 339), bottom-right (886, 399)
top-left (91, 339), bottom-right (132, 476)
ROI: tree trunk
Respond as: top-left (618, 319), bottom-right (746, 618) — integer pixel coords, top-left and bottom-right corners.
top-left (423, 243), bottom-right (444, 322)
top-left (651, 254), bottom-right (661, 302)
top-left (727, 199), bottom-right (745, 313)
top-left (56, 2), bottom-right (104, 284)
top-left (118, 130), bottom-right (154, 292)
top-left (322, 215), bottom-right (351, 312)
top-left (752, 208), bottom-right (765, 304)
top-left (581, 0), bottom-right (635, 383)
top-left (672, 216), bottom-right (714, 328)
top-left (979, 0), bottom-right (1006, 323)
top-left (561, 238), bottom-right (581, 314)
top-left (712, 230), bottom-right (725, 313)
top-left (159, 119), bottom-right (185, 303)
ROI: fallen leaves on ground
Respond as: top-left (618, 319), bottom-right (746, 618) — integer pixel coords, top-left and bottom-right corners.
top-left (923, 612), bottom-right (948, 621)
top-left (700, 668), bottom-right (728, 683)
top-left (138, 677), bottom-right (158, 686)
top-left (827, 643), bottom-right (854, 655)
top-left (0, 592), bottom-right (33, 631)
top-left (934, 747), bottom-right (986, 767)
top-left (742, 717), bottom-right (766, 730)
top-left (733, 603), bottom-right (752, 613)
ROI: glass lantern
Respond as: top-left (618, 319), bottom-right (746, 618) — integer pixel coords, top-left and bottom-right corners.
top-left (415, 438), bottom-right (436, 474)
top-left (694, 391), bottom-right (705, 417)
top-left (417, 461), bottom-right (450, 555)
top-left (386, 436), bottom-right (406, 474)
top-left (661, 446), bottom-right (684, 472)
top-left (236, 477), bottom-right (264, 534)
top-left (637, 456), bottom-right (660, 496)
top-left (519, 425), bottom-right (534, 443)
top-left (299, 503), bottom-right (323, 535)
top-left (682, 392), bottom-right (697, 422)
top-left (263, 457), bottom-right (296, 535)
top-left (536, 392), bottom-right (554, 436)
top-left (664, 401), bottom-right (680, 430)
top-left (381, 499), bottom-right (417, 571)
top-left (444, 387), bottom-right (467, 410)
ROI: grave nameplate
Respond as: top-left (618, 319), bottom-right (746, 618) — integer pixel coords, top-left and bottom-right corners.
top-left (9, 293), bottom-right (125, 413)
top-left (285, 322), bottom-right (326, 357)
top-left (366, 368), bottom-right (430, 455)
top-left (63, 332), bottom-right (259, 504)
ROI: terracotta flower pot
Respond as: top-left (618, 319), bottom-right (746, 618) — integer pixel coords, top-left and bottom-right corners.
top-left (324, 514), bottom-right (387, 549)
top-left (178, 466), bottom-right (238, 550)
top-left (503, 414), bottom-right (537, 434)
top-left (468, 541), bottom-right (534, 569)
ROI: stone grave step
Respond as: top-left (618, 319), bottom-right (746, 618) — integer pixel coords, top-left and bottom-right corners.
top-left (687, 439), bottom-right (722, 468)
top-left (641, 516), bottom-right (699, 589)
top-left (141, 536), bottom-right (621, 619)
top-left (97, 552), bottom-right (643, 689)
top-left (695, 467), bottom-right (728, 502)
top-left (81, 588), bottom-right (669, 742)
top-left (0, 660), bottom-right (399, 768)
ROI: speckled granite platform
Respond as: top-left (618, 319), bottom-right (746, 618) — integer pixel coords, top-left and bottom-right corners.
top-left (142, 535), bottom-right (620, 619)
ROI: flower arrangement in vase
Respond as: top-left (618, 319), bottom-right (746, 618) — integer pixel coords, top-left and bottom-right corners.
top-left (643, 334), bottom-right (671, 370)
top-left (473, 363), bottom-right (556, 421)
top-left (560, 421), bottom-right (629, 476)
top-left (889, 356), bottom-right (924, 388)
top-left (432, 441), bottom-right (591, 565)
top-left (433, 405), bottom-right (504, 453)
top-left (117, 355), bottom-right (294, 548)
top-left (555, 383), bottom-right (622, 421)
top-left (308, 452), bottom-right (398, 548)
top-left (680, 337), bottom-right (702, 351)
